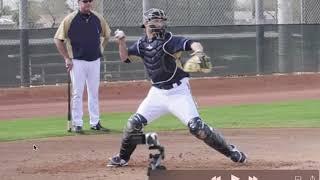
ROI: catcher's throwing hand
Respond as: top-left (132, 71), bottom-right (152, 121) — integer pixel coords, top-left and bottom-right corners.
top-left (114, 29), bottom-right (126, 41)
top-left (183, 51), bottom-right (212, 73)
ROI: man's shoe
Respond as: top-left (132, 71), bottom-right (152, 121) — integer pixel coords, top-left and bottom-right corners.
top-left (74, 126), bottom-right (84, 134)
top-left (91, 121), bottom-right (110, 132)
top-left (230, 145), bottom-right (247, 163)
top-left (107, 154), bottom-right (128, 167)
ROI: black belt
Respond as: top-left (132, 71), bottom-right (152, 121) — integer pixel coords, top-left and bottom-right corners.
top-left (153, 80), bottom-right (182, 90)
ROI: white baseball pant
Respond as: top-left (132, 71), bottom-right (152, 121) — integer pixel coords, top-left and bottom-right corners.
top-left (70, 58), bottom-right (100, 127)
top-left (137, 77), bottom-right (199, 125)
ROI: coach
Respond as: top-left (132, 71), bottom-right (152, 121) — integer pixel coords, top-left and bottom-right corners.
top-left (54, 0), bottom-right (111, 133)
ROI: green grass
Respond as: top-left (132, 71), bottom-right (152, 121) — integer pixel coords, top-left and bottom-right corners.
top-left (0, 99), bottom-right (319, 142)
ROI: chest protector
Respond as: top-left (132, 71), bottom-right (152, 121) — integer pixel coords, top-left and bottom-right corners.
top-left (138, 33), bottom-right (177, 84)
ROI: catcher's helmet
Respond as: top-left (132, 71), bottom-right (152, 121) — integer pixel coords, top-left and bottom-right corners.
top-left (143, 8), bottom-right (167, 22)
top-left (142, 8), bottom-right (167, 38)
top-left (141, 8), bottom-right (167, 28)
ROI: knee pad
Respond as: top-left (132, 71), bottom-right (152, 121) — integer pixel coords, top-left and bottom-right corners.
top-left (187, 117), bottom-right (212, 140)
top-left (125, 113), bottom-right (148, 133)
top-left (119, 113), bottom-right (148, 161)
top-left (188, 117), bottom-right (231, 157)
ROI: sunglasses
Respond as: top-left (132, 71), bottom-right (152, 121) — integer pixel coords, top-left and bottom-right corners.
top-left (81, 0), bottom-right (93, 3)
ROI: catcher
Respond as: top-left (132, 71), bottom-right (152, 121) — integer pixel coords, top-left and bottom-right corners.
top-left (108, 8), bottom-right (247, 167)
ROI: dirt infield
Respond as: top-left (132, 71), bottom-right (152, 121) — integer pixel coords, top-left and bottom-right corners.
top-left (0, 74), bottom-right (319, 180)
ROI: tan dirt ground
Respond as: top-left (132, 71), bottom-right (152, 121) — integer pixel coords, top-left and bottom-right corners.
top-left (0, 74), bottom-right (319, 180)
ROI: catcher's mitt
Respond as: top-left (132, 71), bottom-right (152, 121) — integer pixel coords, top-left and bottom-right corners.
top-left (183, 52), bottom-right (212, 73)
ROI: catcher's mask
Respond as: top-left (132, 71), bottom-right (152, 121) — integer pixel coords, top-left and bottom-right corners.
top-left (142, 8), bottom-right (167, 39)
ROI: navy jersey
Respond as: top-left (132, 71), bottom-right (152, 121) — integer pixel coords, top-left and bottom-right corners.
top-left (54, 10), bottom-right (111, 61)
top-left (127, 32), bottom-right (193, 86)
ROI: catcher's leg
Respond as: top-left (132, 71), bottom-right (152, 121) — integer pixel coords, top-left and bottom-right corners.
top-left (108, 113), bottom-right (148, 166)
top-left (188, 117), bottom-right (247, 163)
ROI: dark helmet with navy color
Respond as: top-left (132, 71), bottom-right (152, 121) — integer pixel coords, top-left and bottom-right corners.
top-left (143, 8), bottom-right (167, 22)
top-left (142, 8), bottom-right (167, 38)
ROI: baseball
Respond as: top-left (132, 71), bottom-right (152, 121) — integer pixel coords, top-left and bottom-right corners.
top-left (114, 29), bottom-right (125, 39)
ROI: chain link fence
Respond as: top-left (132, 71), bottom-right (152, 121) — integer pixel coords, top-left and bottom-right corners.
top-left (1, 0), bottom-right (320, 29)
top-left (1, 0), bottom-right (320, 87)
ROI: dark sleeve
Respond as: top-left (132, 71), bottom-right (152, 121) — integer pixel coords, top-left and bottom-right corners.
top-left (184, 40), bottom-right (193, 51)
top-left (169, 36), bottom-right (194, 53)
top-left (128, 41), bottom-right (141, 57)
top-left (126, 41), bottom-right (143, 63)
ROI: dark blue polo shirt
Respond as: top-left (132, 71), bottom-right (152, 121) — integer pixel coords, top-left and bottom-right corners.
top-left (54, 10), bottom-right (111, 61)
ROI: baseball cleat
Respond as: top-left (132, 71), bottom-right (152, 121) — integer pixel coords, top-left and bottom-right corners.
top-left (230, 145), bottom-right (247, 163)
top-left (107, 154), bottom-right (128, 167)
top-left (74, 126), bottom-right (84, 134)
top-left (91, 121), bottom-right (110, 132)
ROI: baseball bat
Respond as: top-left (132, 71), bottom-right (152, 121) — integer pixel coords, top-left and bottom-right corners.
top-left (67, 72), bottom-right (72, 132)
